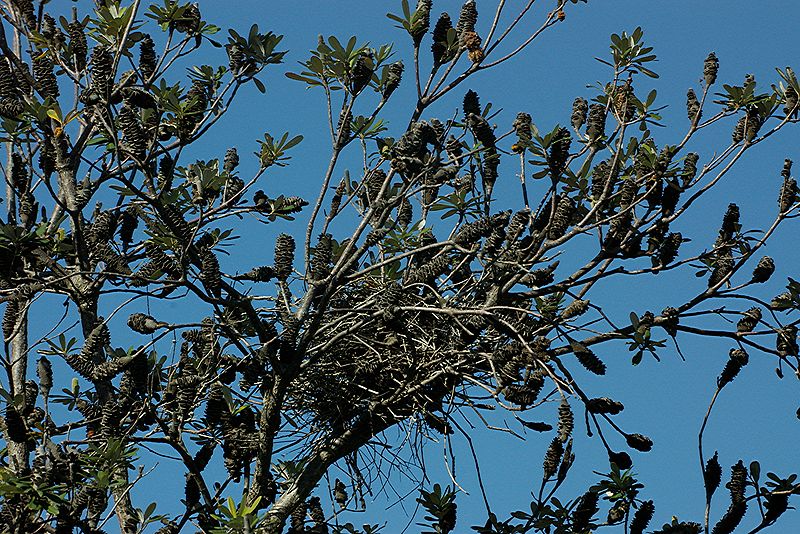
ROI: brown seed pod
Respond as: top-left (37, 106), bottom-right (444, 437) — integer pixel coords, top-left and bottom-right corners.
top-left (586, 103), bottom-right (606, 141)
top-left (310, 233), bottom-right (332, 280)
top-left (704, 52), bottom-right (719, 86)
top-left (776, 325), bottom-right (798, 357)
top-left (573, 344), bottom-right (606, 375)
top-left (199, 248), bottom-right (222, 297)
top-left (90, 46), bottom-right (114, 98)
top-left (557, 398), bottom-right (573, 442)
top-left (274, 234), bottom-right (296, 281)
top-left (778, 162), bottom-right (797, 212)
top-left (708, 250), bottom-right (734, 288)
top-left (687, 88), bottom-right (701, 123)
top-left (736, 307), bottom-right (762, 333)
top-left (456, 0), bottom-right (478, 49)
top-left (139, 34), bottom-right (157, 83)
top-left (571, 97), bottom-right (589, 131)
top-left (33, 53), bottom-right (59, 99)
top-left (726, 460), bottom-right (748, 503)
top-left (751, 256), bottom-right (775, 283)
top-left (625, 433), bottom-right (653, 452)
top-left (732, 115), bottom-right (746, 144)
top-left (548, 127), bottom-right (571, 178)
top-left (431, 13), bottom-right (455, 65)
top-left (382, 61), bottom-right (404, 100)
top-left (561, 299), bottom-right (589, 319)
top-left (586, 397), bottom-right (624, 415)
top-left (571, 491), bottom-right (599, 533)
top-left (629, 500), bottom-right (655, 534)
top-left (705, 451), bottom-right (723, 501)
top-left (118, 103), bottom-right (148, 160)
top-left (463, 89), bottom-right (481, 118)
top-left (608, 450), bottom-right (633, 470)
top-left (127, 313), bottom-right (162, 335)
top-left (547, 195), bottom-right (575, 240)
top-left (718, 348), bottom-right (749, 388)
top-left (542, 437), bottom-right (564, 480)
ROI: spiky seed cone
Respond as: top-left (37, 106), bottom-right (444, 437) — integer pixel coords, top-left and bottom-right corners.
top-left (411, 0), bottom-right (432, 46)
top-left (778, 176), bottom-right (797, 213)
top-left (4, 406), bottom-right (26, 443)
top-left (562, 299), bottom-right (589, 319)
top-left (161, 204), bottom-right (191, 242)
top-left (90, 46), bottom-right (114, 98)
top-left (381, 61), bottom-right (404, 100)
top-left (350, 52), bottom-right (374, 95)
top-left (557, 398), bottom-right (573, 442)
top-left (33, 53), bottom-right (59, 99)
top-left (686, 88), bottom-right (701, 123)
top-left (138, 34), bottom-right (157, 83)
top-left (463, 89), bottom-right (480, 118)
top-left (626, 433), bottom-right (653, 452)
top-left (2, 298), bottom-right (22, 342)
top-left (587, 397), bottom-right (624, 415)
top-left (204, 383), bottom-right (225, 426)
top-left (782, 158), bottom-right (793, 179)
top-left (571, 97), bottom-right (588, 130)
top-left (573, 345), bottom-right (606, 375)
top-left (118, 206), bottom-right (138, 252)
top-left (223, 148), bottom-right (240, 175)
top-left (607, 500), bottom-right (629, 525)
top-left (718, 202), bottom-right (739, 241)
top-left (711, 502), bottom-right (746, 534)
top-left (127, 313), bottom-right (162, 334)
top-left (184, 473), bottom-right (200, 508)
top-left (704, 52), bottom-right (719, 86)
top-left (704, 451), bottom-right (722, 501)
top-left (750, 256), bottom-right (775, 283)
top-left (456, 0), bottom-right (478, 47)
top-left (586, 103), bottom-right (606, 141)
top-left (274, 234), bottom-right (295, 281)
top-left (547, 195), bottom-right (575, 240)
top-left (732, 115), bottom-right (746, 143)
top-left (608, 450), bottom-right (633, 469)
top-left (736, 307), bottom-right (762, 333)
top-left (65, 21), bottom-right (88, 73)
top-left (726, 460), bottom-right (747, 503)
top-left (784, 85), bottom-right (799, 117)
top-left (289, 500), bottom-right (307, 532)
top-left (657, 232), bottom-right (682, 267)
top-left (571, 491), bottom-right (599, 532)
top-left (542, 436), bottom-right (564, 480)
top-left (396, 198), bottom-right (413, 228)
top-left (708, 251), bottom-right (734, 288)
top-left (548, 127), bottom-right (571, 178)
top-left (36, 356), bottom-right (52, 399)
top-left (431, 13), bottom-right (454, 65)
top-left (718, 348), bottom-right (749, 388)
top-left (118, 103), bottom-right (148, 160)
top-left (81, 321), bottom-right (110, 363)
top-left (0, 60), bottom-right (14, 99)
top-left (629, 500), bottom-right (655, 534)
top-left (199, 248), bottom-right (222, 297)
top-left (193, 443), bottom-right (215, 472)
top-left (333, 479), bottom-right (348, 508)
top-left (777, 325), bottom-right (798, 356)
top-left (310, 233), bottom-right (332, 281)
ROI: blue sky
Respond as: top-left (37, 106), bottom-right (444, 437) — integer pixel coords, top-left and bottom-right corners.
top-left (33, 1), bottom-right (800, 532)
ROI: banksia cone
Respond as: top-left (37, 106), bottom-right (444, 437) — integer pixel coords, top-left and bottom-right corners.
top-left (37, 356), bottom-right (52, 399)
top-left (762, 492), bottom-right (790, 526)
top-left (708, 250), bottom-right (734, 288)
top-left (686, 88), bottom-right (701, 123)
top-left (456, 0), bottom-right (478, 49)
top-left (736, 307), bottom-right (761, 333)
top-left (334, 479), bottom-right (348, 508)
top-left (784, 85), bottom-right (798, 117)
top-left (732, 115), bottom-right (746, 144)
top-left (542, 436), bottom-right (564, 479)
top-left (463, 89), bottom-right (480, 118)
top-left (382, 61), bottom-right (404, 100)
top-left (658, 232), bottom-right (682, 267)
top-left (193, 443), bottom-right (215, 472)
top-left (547, 195), bottom-right (575, 240)
top-left (162, 204), bottom-right (191, 241)
top-left (407, 254), bottom-right (450, 284)
top-left (68, 21), bottom-right (88, 72)
top-left (81, 321), bottom-right (110, 363)
top-left (776, 325), bottom-right (798, 356)
top-left (557, 398), bottom-right (573, 442)
top-left (174, 3), bottom-right (201, 34)
top-left (511, 112), bottom-right (532, 153)
top-left (750, 256), bottom-right (774, 283)
top-left (661, 178), bottom-right (681, 215)
top-left (184, 474), bottom-right (200, 508)
top-left (310, 233), bottom-right (332, 280)
top-left (432, 13), bottom-right (454, 65)
top-left (629, 500), bottom-right (655, 534)
top-left (127, 313), bottom-right (162, 335)
top-left (223, 147), bottom-right (239, 175)
top-left (562, 299), bottom-right (589, 319)
top-left (454, 217), bottom-right (493, 245)
top-left (139, 35), bottom-right (157, 83)
top-left (12, 0), bottom-right (35, 28)
top-left (411, 0), bottom-right (432, 46)
top-left (118, 206), bottom-right (138, 252)
top-left (778, 160), bottom-right (797, 212)
top-left (608, 450), bottom-right (633, 470)
top-left (90, 46), bottom-right (114, 98)
top-left (625, 433), bottom-right (653, 452)
top-left (705, 452), bottom-right (722, 501)
top-left (712, 502), bottom-right (747, 534)
top-left (586, 103), bottom-right (606, 141)
top-left (571, 491), bottom-right (599, 532)
top-left (548, 127), bottom-right (571, 178)
top-left (587, 397), bottom-right (624, 415)
top-left (119, 103), bottom-right (148, 160)
top-left (704, 52), bottom-right (719, 86)
top-left (571, 97), bottom-right (588, 130)
top-left (573, 344), bottom-right (606, 375)
top-left (204, 383), bottom-right (225, 427)
top-left (199, 248), bottom-right (222, 297)
top-left (718, 348), bottom-right (748, 388)
top-left (397, 198), bottom-right (413, 228)
top-left (350, 52), bottom-right (374, 95)
top-left (33, 53), bottom-right (59, 99)
top-left (274, 234), bottom-right (295, 281)
top-left (2, 298), bottom-right (22, 342)
top-left (727, 460), bottom-right (747, 503)
top-left (463, 31), bottom-right (483, 62)
top-left (719, 203), bottom-right (739, 241)
top-left (237, 265), bottom-right (275, 282)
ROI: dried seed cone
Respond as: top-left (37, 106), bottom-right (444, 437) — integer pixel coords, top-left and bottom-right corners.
top-left (119, 103), bottom-right (148, 160)
top-left (68, 21), bottom-right (88, 72)
top-left (562, 299), bottom-right (589, 319)
top-left (382, 61), bottom-right (404, 99)
top-left (127, 313), bottom-right (161, 334)
top-left (712, 502), bottom-right (746, 534)
top-left (571, 491), bottom-right (599, 533)
top-left (608, 450), bottom-right (632, 470)
top-left (587, 397), bottom-right (624, 415)
top-left (37, 356), bottom-right (52, 399)
top-left (708, 250), bottom-right (734, 288)
top-left (199, 248), bottom-right (222, 297)
top-left (686, 88), bottom-right (701, 123)
top-left (411, 0), bottom-right (432, 46)
top-left (705, 451), bottom-right (722, 501)
top-left (456, 0), bottom-right (478, 49)
top-left (432, 13), bottom-right (454, 65)
top-left (718, 348), bottom-right (748, 388)
top-left (784, 85), bottom-right (798, 117)
top-left (732, 115), bottom-right (746, 143)
top-left (586, 103), bottom-right (606, 141)
top-left (762, 492), bottom-right (790, 526)
top-left (194, 443), bottom-right (215, 472)
top-left (778, 176), bottom-right (797, 213)
top-left (184, 473), bottom-right (200, 507)
top-left (204, 383), bottom-right (225, 427)
top-left (557, 398), bottom-right (573, 442)
top-left (139, 35), bottom-right (157, 83)
top-left (571, 97), bottom-right (588, 130)
top-left (736, 307), bottom-right (761, 333)
top-left (310, 233), bottom-right (332, 280)
top-left (750, 256), bottom-right (774, 283)
top-left (574, 345), bottom-right (606, 375)
top-left (629, 500), bottom-right (655, 534)
top-left (223, 147), bottom-right (239, 174)
top-left (118, 206), bottom-right (138, 251)
top-left (350, 52), bottom-right (374, 94)
top-left (2, 298), bottom-right (22, 342)
top-left (548, 127), bottom-right (571, 178)
top-left (90, 46), bottom-right (114, 98)
top-left (727, 460), bottom-right (747, 503)
top-left (704, 52), bottom-right (719, 86)
top-left (777, 325), bottom-right (798, 356)
top-left (625, 433), bottom-right (653, 452)
top-left (463, 89), bottom-right (480, 118)
top-left (547, 195), bottom-right (575, 240)
top-left (33, 53), bottom-right (59, 99)
top-left (542, 436), bottom-right (564, 480)
top-left (274, 234), bottom-right (295, 281)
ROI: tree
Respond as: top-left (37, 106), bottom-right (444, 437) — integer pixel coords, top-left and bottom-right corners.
top-left (0, 0), bottom-right (798, 532)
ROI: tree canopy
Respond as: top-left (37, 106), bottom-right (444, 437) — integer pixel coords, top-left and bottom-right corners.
top-left (0, 1), bottom-right (798, 533)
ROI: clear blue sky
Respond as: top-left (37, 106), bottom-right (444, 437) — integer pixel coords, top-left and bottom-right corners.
top-left (41, 1), bottom-right (800, 532)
